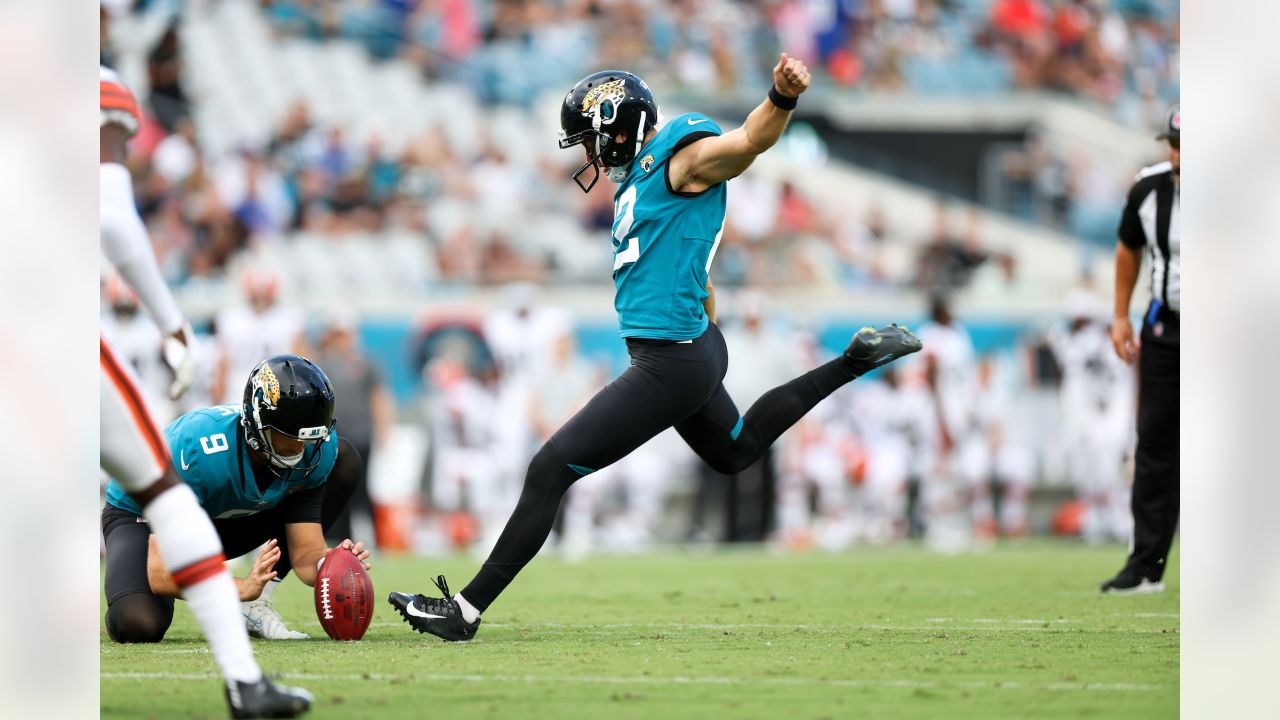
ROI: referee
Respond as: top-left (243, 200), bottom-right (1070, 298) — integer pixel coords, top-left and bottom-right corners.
top-left (1101, 104), bottom-right (1180, 594)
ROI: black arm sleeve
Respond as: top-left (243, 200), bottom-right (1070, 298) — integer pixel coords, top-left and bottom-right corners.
top-left (1117, 179), bottom-right (1149, 249)
top-left (280, 486), bottom-right (325, 525)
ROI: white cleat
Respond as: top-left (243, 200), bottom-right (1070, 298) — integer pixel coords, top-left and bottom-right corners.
top-left (242, 599), bottom-right (309, 640)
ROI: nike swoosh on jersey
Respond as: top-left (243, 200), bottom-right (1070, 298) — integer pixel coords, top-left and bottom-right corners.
top-left (403, 603), bottom-right (448, 620)
top-left (180, 450), bottom-right (191, 471)
top-left (687, 117), bottom-right (709, 125)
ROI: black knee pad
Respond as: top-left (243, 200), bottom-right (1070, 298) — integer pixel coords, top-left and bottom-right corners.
top-left (105, 593), bottom-right (174, 643)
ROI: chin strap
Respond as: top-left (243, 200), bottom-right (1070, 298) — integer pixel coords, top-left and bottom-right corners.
top-left (633, 110), bottom-right (646, 161)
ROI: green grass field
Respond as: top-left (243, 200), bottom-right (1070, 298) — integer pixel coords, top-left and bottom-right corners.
top-left (101, 542), bottom-right (1178, 719)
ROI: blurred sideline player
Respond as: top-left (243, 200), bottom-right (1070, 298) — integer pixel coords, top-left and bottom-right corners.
top-left (102, 356), bottom-right (369, 644)
top-left (844, 366), bottom-right (935, 545)
top-left (212, 267), bottom-right (306, 405)
top-left (484, 283), bottom-right (572, 493)
top-left (964, 356), bottom-right (1034, 538)
top-left (100, 66), bottom-right (311, 717)
top-left (1051, 288), bottom-right (1135, 544)
top-left (914, 295), bottom-right (987, 547)
top-left (390, 55), bottom-right (921, 640)
top-left (100, 276), bottom-right (171, 423)
top-left (425, 356), bottom-right (504, 551)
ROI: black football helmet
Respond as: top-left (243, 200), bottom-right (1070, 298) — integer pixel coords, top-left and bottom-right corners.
top-left (558, 70), bottom-right (659, 192)
top-left (241, 355), bottom-right (336, 475)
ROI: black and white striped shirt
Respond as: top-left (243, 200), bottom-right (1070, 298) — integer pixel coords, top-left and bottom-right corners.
top-left (1118, 161), bottom-right (1180, 312)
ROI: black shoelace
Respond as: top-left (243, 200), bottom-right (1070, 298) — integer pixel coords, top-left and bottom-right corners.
top-left (413, 575), bottom-right (461, 617)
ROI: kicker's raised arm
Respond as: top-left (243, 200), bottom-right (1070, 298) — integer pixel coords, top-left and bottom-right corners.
top-left (668, 53), bottom-right (811, 194)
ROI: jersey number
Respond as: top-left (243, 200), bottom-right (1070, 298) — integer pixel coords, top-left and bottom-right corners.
top-left (612, 185), bottom-right (640, 273)
top-left (200, 433), bottom-right (229, 454)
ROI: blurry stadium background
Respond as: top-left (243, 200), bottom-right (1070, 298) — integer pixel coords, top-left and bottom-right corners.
top-left (99, 0), bottom-right (1179, 557)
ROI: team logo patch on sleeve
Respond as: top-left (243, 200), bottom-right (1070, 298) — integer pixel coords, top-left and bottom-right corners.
top-left (640, 154), bottom-right (654, 172)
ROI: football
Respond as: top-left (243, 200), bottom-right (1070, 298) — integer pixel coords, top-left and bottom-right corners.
top-left (314, 547), bottom-right (373, 641)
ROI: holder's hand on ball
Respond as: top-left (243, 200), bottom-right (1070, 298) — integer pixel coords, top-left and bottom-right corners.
top-left (337, 538), bottom-right (372, 571)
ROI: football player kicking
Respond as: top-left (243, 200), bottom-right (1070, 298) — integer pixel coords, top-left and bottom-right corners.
top-left (101, 66), bottom-right (311, 717)
top-left (102, 356), bottom-right (371, 648)
top-left (389, 54), bottom-right (921, 641)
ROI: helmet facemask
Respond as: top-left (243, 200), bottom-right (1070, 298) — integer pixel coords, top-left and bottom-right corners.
top-left (261, 423), bottom-right (331, 470)
top-left (559, 126), bottom-right (606, 193)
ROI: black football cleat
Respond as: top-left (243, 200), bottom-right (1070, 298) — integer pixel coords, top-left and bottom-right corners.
top-left (842, 323), bottom-right (923, 375)
top-left (388, 575), bottom-right (481, 642)
top-left (1099, 567), bottom-right (1165, 595)
top-left (225, 676), bottom-right (312, 719)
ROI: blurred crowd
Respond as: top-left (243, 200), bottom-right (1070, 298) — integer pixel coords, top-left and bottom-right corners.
top-left (101, 0), bottom-right (1177, 289)
top-left (117, 61), bottom-right (1017, 293)
top-left (259, 0), bottom-right (1178, 120)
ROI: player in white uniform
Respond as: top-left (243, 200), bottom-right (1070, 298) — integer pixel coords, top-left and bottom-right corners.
top-left (212, 268), bottom-right (306, 406)
top-left (965, 355), bottom-right (1035, 538)
top-left (425, 357), bottom-right (503, 553)
top-left (483, 283), bottom-right (573, 488)
top-left (99, 66), bottom-right (310, 717)
top-left (100, 275), bottom-right (172, 423)
top-left (913, 296), bottom-right (986, 547)
top-left (845, 366), bottom-right (936, 544)
top-left (1051, 288), bottom-right (1136, 543)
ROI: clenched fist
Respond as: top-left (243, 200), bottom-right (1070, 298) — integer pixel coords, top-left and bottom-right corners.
top-left (773, 52), bottom-right (811, 98)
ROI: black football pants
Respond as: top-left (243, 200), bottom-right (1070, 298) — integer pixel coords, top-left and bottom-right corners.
top-left (1125, 308), bottom-right (1180, 579)
top-left (101, 471), bottom-right (358, 644)
top-left (462, 322), bottom-right (861, 611)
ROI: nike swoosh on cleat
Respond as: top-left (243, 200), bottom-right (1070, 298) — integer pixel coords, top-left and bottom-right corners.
top-left (687, 117), bottom-right (709, 125)
top-left (879, 354), bottom-right (894, 363)
top-left (403, 602), bottom-right (447, 620)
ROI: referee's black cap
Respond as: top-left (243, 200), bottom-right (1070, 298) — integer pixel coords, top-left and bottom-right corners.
top-left (1156, 104), bottom-right (1179, 142)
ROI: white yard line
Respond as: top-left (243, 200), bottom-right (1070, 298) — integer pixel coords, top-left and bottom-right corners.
top-left (350, 620), bottom-right (1172, 633)
top-left (925, 618), bottom-right (1071, 624)
top-left (100, 671), bottom-right (1165, 692)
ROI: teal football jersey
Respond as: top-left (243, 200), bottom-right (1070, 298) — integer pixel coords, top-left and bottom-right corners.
top-left (611, 112), bottom-right (727, 340)
top-left (105, 404), bottom-right (339, 519)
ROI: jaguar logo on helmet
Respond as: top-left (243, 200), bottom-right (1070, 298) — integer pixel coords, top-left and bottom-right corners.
top-left (253, 365), bottom-right (281, 408)
top-left (581, 79), bottom-right (626, 116)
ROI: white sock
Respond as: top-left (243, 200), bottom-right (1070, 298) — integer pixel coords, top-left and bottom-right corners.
top-left (184, 574), bottom-right (264, 683)
top-left (454, 593), bottom-right (481, 624)
top-left (144, 484), bottom-right (262, 684)
top-left (257, 577), bottom-right (282, 603)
